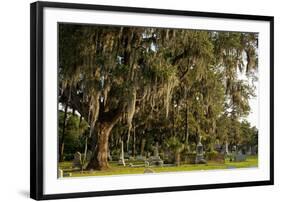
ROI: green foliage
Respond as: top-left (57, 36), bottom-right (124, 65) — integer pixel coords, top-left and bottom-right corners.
top-left (58, 24), bottom-right (258, 167)
top-left (59, 111), bottom-right (89, 157)
top-left (165, 136), bottom-right (184, 154)
top-left (240, 121), bottom-right (258, 146)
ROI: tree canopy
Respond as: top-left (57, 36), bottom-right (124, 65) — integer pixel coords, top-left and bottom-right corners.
top-left (58, 24), bottom-right (258, 170)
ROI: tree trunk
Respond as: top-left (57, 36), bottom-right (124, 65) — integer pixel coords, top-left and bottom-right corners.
top-left (140, 138), bottom-right (146, 156)
top-left (132, 125), bottom-right (136, 157)
top-left (209, 120), bottom-right (216, 152)
top-left (225, 140), bottom-right (229, 155)
top-left (118, 139), bottom-right (126, 166)
top-left (209, 134), bottom-right (215, 152)
top-left (81, 137), bottom-right (88, 172)
top-left (175, 152), bottom-right (181, 166)
top-left (172, 104), bottom-right (175, 137)
top-left (84, 102), bottom-right (124, 171)
top-left (185, 99), bottom-right (189, 151)
top-left (210, 139), bottom-right (215, 152)
top-left (86, 123), bottom-right (113, 170)
top-left (126, 130), bottom-right (130, 154)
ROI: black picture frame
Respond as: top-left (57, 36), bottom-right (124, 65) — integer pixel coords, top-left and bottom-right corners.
top-left (30, 1), bottom-right (274, 200)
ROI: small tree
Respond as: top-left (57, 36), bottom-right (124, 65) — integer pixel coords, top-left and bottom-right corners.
top-left (58, 111), bottom-right (88, 161)
top-left (165, 136), bottom-right (184, 166)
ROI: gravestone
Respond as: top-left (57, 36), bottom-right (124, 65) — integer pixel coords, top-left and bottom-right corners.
top-left (214, 143), bottom-right (222, 153)
top-left (72, 152), bottom-right (82, 168)
top-left (144, 168), bottom-right (155, 173)
top-left (147, 156), bottom-right (164, 166)
top-left (86, 151), bottom-right (92, 162)
top-left (153, 142), bottom-right (159, 157)
top-left (225, 142), bottom-right (229, 154)
top-left (147, 142), bottom-right (164, 166)
top-left (220, 144), bottom-right (229, 155)
top-left (230, 147), bottom-right (247, 162)
top-left (63, 172), bottom-right (72, 177)
top-left (234, 153), bottom-right (247, 162)
top-left (252, 145), bottom-right (258, 155)
top-left (118, 140), bottom-right (126, 166)
top-left (246, 146), bottom-right (252, 155)
top-left (144, 161), bottom-right (149, 167)
top-left (164, 150), bottom-right (174, 164)
top-left (58, 169), bottom-right (63, 178)
top-left (195, 139), bottom-right (206, 164)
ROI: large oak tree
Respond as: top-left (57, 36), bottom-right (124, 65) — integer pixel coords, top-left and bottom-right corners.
top-left (58, 24), bottom-right (258, 170)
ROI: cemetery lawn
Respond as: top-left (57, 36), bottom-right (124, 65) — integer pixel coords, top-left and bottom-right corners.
top-left (59, 155), bottom-right (258, 177)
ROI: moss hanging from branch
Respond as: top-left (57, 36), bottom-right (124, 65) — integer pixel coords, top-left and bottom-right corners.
top-left (89, 90), bottom-right (101, 132)
top-left (103, 84), bottom-right (111, 106)
top-left (164, 70), bottom-right (179, 118)
top-left (127, 88), bottom-right (137, 133)
top-left (125, 88), bottom-right (137, 150)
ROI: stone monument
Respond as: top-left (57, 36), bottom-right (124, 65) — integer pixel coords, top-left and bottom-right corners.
top-left (234, 150), bottom-right (247, 162)
top-left (147, 142), bottom-right (163, 166)
top-left (58, 169), bottom-right (63, 178)
top-left (72, 152), bottom-right (82, 168)
top-left (118, 140), bottom-right (126, 166)
top-left (86, 150), bottom-right (92, 162)
top-left (195, 137), bottom-right (206, 164)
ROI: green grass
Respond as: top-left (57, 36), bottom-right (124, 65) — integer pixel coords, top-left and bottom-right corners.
top-left (59, 155), bottom-right (258, 177)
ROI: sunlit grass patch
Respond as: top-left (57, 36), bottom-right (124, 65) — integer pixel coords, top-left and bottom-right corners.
top-left (59, 155), bottom-right (258, 177)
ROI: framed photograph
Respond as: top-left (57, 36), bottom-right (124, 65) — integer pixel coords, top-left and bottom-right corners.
top-left (30, 1), bottom-right (274, 200)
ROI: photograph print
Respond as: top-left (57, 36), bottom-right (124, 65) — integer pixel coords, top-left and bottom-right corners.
top-left (58, 24), bottom-right (259, 178)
